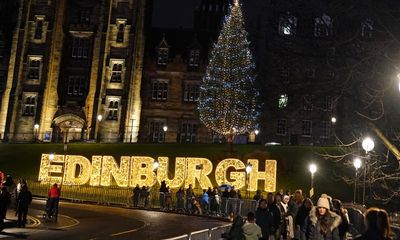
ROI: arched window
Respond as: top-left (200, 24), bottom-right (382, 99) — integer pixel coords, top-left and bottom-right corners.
top-left (314, 14), bottom-right (333, 37)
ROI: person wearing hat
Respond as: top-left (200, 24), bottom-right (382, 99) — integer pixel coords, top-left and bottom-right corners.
top-left (303, 195), bottom-right (341, 240)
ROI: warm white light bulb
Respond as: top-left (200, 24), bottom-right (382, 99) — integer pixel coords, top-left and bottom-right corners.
top-left (309, 164), bottom-right (317, 174)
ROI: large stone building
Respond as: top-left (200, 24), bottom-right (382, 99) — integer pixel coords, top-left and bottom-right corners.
top-left (0, 0), bottom-right (146, 143)
top-left (1, 0), bottom-right (398, 145)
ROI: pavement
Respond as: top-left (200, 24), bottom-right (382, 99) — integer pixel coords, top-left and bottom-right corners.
top-left (0, 199), bottom-right (227, 239)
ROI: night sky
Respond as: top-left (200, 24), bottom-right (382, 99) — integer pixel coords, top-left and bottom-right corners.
top-left (152, 0), bottom-right (201, 28)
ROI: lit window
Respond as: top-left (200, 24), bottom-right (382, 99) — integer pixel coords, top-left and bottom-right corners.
top-left (179, 122), bottom-right (197, 143)
top-left (361, 18), bottom-right (373, 38)
top-left (23, 95), bottom-right (36, 116)
top-left (149, 120), bottom-right (166, 143)
top-left (183, 83), bottom-right (200, 102)
top-left (107, 100), bottom-right (119, 120)
top-left (152, 80), bottom-right (168, 101)
top-left (71, 37), bottom-right (90, 59)
top-left (278, 94), bottom-right (288, 109)
top-left (276, 119), bottom-right (286, 136)
top-left (314, 14), bottom-right (333, 37)
top-left (302, 120), bottom-right (312, 137)
top-left (111, 63), bottom-right (123, 83)
top-left (279, 13), bottom-right (297, 36)
top-left (188, 49), bottom-right (200, 67)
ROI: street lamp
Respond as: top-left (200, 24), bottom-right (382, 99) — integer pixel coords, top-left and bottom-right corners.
top-left (34, 124), bottom-right (39, 141)
top-left (254, 130), bottom-right (259, 135)
top-left (309, 163), bottom-right (317, 197)
top-left (361, 137), bottom-right (374, 206)
top-left (245, 163), bottom-right (252, 199)
top-left (362, 137), bottom-right (374, 153)
top-left (331, 117), bottom-right (337, 124)
top-left (163, 125), bottom-right (168, 143)
top-left (96, 115), bottom-right (103, 142)
top-left (353, 158), bottom-right (362, 203)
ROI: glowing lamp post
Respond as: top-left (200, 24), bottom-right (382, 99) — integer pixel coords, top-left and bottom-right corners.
top-left (163, 125), bottom-right (168, 143)
top-left (254, 130), bottom-right (259, 135)
top-left (331, 117), bottom-right (337, 124)
top-left (362, 137), bottom-right (374, 153)
top-left (309, 163), bottom-right (317, 197)
top-left (362, 137), bottom-right (374, 206)
top-left (96, 115), bottom-right (103, 142)
top-left (34, 124), bottom-right (39, 141)
top-left (353, 158), bottom-right (362, 203)
top-left (245, 163), bottom-right (252, 198)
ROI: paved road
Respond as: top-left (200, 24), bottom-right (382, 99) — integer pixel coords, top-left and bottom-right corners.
top-left (0, 199), bottom-right (228, 240)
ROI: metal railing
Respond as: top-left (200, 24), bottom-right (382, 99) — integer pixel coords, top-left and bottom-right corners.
top-left (28, 182), bottom-right (258, 217)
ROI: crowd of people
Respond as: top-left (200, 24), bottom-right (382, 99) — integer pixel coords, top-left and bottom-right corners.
top-left (223, 189), bottom-right (393, 240)
top-left (0, 175), bottom-right (394, 239)
top-left (0, 175), bottom-right (32, 230)
top-left (131, 181), bottom-right (245, 216)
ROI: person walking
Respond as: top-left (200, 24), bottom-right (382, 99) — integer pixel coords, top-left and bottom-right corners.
top-left (16, 185), bottom-right (32, 228)
top-left (332, 199), bottom-right (349, 240)
top-left (296, 198), bottom-right (313, 240)
top-left (132, 184), bottom-right (140, 207)
top-left (0, 187), bottom-right (11, 231)
top-left (186, 184), bottom-right (194, 213)
top-left (242, 211), bottom-right (262, 240)
top-left (354, 207), bottom-right (392, 240)
top-left (159, 181), bottom-right (167, 210)
top-left (255, 199), bottom-right (274, 239)
top-left (304, 195), bottom-right (341, 240)
top-left (176, 187), bottom-right (185, 212)
top-left (47, 183), bottom-right (60, 219)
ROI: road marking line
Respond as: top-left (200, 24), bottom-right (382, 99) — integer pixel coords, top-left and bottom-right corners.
top-left (56, 214), bottom-right (80, 229)
top-left (27, 215), bottom-right (41, 227)
top-left (110, 222), bottom-right (149, 237)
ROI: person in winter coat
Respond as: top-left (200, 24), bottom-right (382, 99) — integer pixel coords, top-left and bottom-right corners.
top-left (223, 214), bottom-right (245, 240)
top-left (304, 196), bottom-right (341, 240)
top-left (296, 198), bottom-right (313, 240)
top-left (132, 184), bottom-right (140, 207)
top-left (268, 192), bottom-right (282, 239)
top-left (256, 198), bottom-right (275, 239)
top-left (176, 187), bottom-right (185, 212)
top-left (16, 185), bottom-right (32, 228)
top-left (159, 181), bottom-right (167, 209)
top-left (332, 199), bottom-right (349, 240)
top-left (242, 212), bottom-right (262, 240)
top-left (47, 183), bottom-right (60, 218)
top-left (354, 207), bottom-right (392, 240)
top-left (0, 187), bottom-right (11, 231)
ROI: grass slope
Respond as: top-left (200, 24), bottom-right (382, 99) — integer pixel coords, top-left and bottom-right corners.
top-left (0, 143), bottom-right (351, 201)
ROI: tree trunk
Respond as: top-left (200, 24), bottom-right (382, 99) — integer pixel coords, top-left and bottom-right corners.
top-left (226, 133), bottom-right (233, 155)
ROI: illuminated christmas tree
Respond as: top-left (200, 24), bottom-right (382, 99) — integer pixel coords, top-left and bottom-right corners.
top-left (198, 0), bottom-right (258, 146)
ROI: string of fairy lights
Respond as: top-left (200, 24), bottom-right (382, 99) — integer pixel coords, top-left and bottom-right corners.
top-left (38, 154), bottom-right (277, 192)
top-left (198, 0), bottom-right (258, 136)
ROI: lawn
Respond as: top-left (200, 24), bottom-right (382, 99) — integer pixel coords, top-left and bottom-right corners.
top-left (0, 143), bottom-right (352, 201)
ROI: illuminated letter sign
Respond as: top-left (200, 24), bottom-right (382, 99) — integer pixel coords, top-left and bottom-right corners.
top-left (38, 154), bottom-right (277, 191)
